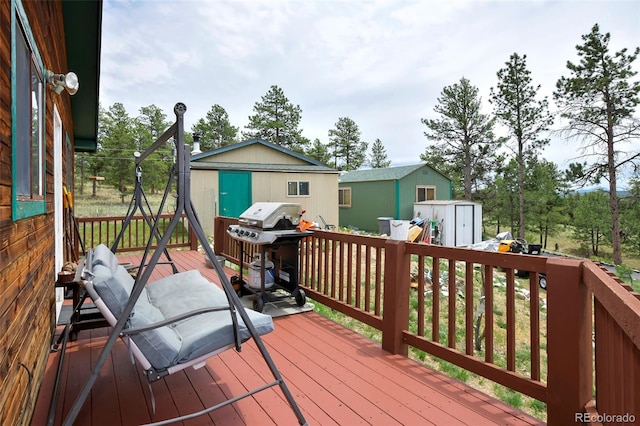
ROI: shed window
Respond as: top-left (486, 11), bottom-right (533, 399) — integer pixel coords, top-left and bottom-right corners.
top-left (339, 187), bottom-right (352, 208)
top-left (13, 4), bottom-right (46, 220)
top-left (416, 185), bottom-right (435, 202)
top-left (287, 181), bottom-right (310, 197)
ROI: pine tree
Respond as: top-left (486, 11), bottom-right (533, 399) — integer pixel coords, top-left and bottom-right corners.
top-left (306, 138), bottom-right (330, 165)
top-left (191, 104), bottom-right (238, 150)
top-left (421, 77), bottom-right (500, 201)
top-left (244, 85), bottom-right (309, 152)
top-left (554, 23), bottom-right (640, 265)
top-left (328, 117), bottom-right (368, 171)
top-left (490, 53), bottom-right (553, 238)
top-left (369, 138), bottom-right (391, 168)
top-left (135, 105), bottom-right (172, 194)
top-left (98, 103), bottom-right (137, 203)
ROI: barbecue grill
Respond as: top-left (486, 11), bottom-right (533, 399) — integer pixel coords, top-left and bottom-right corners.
top-left (227, 202), bottom-right (312, 312)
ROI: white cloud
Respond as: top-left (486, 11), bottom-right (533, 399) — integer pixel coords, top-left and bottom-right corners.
top-left (99, 0), bottom-right (640, 172)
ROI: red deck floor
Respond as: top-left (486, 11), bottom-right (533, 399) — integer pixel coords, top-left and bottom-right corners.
top-left (33, 250), bottom-right (544, 425)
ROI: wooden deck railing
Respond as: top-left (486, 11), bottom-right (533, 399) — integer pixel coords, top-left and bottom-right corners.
top-left (214, 216), bottom-right (640, 425)
top-left (76, 213), bottom-right (196, 253)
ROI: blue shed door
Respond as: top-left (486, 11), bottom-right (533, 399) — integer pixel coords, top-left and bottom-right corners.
top-left (219, 171), bottom-right (252, 218)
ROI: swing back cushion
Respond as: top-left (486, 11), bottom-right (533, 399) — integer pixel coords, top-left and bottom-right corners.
top-left (85, 244), bottom-right (274, 370)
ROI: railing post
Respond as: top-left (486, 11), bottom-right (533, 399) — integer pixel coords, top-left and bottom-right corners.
top-left (546, 258), bottom-right (592, 424)
top-left (381, 239), bottom-right (410, 356)
top-left (213, 217), bottom-right (223, 255)
top-left (189, 221), bottom-right (198, 250)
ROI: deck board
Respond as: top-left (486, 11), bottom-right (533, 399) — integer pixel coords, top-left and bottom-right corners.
top-left (33, 249), bottom-right (544, 426)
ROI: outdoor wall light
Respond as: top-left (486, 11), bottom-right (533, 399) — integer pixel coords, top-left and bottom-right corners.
top-left (192, 132), bottom-right (202, 155)
top-left (46, 70), bottom-right (79, 95)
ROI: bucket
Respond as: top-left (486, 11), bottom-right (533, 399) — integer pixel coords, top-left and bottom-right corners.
top-left (248, 256), bottom-right (275, 290)
top-left (377, 217), bottom-right (393, 235)
top-left (390, 220), bottom-right (410, 240)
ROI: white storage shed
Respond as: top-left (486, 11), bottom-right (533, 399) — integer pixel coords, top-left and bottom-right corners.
top-left (413, 200), bottom-right (483, 247)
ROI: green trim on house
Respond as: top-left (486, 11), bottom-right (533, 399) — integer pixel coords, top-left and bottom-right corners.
top-left (62, 0), bottom-right (102, 153)
top-left (395, 179), bottom-right (400, 219)
top-left (11, 0), bottom-right (47, 221)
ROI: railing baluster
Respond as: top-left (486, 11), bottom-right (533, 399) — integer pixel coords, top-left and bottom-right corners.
top-left (484, 264), bottom-right (493, 364)
top-left (338, 240), bottom-right (344, 301)
top-left (365, 245), bottom-right (371, 313)
top-left (432, 257), bottom-right (440, 343)
top-left (417, 256), bottom-right (425, 337)
top-left (448, 259), bottom-right (456, 349)
top-left (375, 247), bottom-right (382, 316)
top-left (506, 268), bottom-right (516, 372)
top-left (465, 261), bottom-right (474, 355)
top-left (529, 271), bottom-right (540, 381)
top-left (346, 242), bottom-right (353, 305)
top-left (355, 244), bottom-right (362, 310)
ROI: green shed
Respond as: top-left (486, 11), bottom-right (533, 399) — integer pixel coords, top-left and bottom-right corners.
top-left (338, 164), bottom-right (452, 232)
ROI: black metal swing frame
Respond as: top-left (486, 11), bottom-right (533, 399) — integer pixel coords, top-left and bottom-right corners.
top-left (61, 103), bottom-right (307, 426)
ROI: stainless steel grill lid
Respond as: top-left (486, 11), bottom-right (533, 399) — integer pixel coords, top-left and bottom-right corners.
top-left (238, 202), bottom-right (302, 230)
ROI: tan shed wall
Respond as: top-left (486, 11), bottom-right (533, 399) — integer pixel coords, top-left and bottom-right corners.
top-left (252, 171), bottom-right (339, 229)
top-left (190, 169), bottom-right (339, 237)
top-left (191, 169), bottom-right (220, 238)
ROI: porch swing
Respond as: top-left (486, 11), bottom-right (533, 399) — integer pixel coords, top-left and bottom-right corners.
top-left (61, 103), bottom-right (307, 426)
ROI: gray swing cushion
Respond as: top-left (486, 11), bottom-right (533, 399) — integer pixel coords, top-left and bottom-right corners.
top-left (87, 244), bottom-right (274, 370)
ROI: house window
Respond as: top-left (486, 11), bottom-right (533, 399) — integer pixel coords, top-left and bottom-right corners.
top-left (416, 185), bottom-right (436, 202)
top-left (287, 181), bottom-right (310, 197)
top-left (339, 187), bottom-right (352, 208)
top-left (12, 3), bottom-right (46, 219)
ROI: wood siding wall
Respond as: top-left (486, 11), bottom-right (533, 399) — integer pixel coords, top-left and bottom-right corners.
top-left (0, 2), bottom-right (75, 425)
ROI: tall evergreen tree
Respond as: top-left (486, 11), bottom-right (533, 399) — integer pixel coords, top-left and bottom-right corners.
top-left (554, 23), bottom-right (640, 265)
top-left (99, 103), bottom-right (137, 203)
top-left (525, 158), bottom-right (568, 248)
top-left (490, 53), bottom-right (553, 238)
top-left (192, 104), bottom-right (238, 150)
top-left (306, 138), bottom-right (331, 165)
top-left (369, 138), bottom-right (391, 168)
top-left (328, 117), bottom-right (368, 171)
top-left (135, 105), bottom-right (172, 194)
top-left (421, 77), bottom-right (500, 200)
top-left (621, 173), bottom-right (640, 256)
top-left (83, 104), bottom-right (110, 197)
top-left (243, 85), bottom-right (309, 152)
top-left (492, 159), bottom-right (520, 236)
top-left (572, 191), bottom-right (611, 257)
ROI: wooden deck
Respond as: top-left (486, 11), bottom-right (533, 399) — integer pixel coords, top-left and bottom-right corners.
top-left (33, 250), bottom-right (543, 425)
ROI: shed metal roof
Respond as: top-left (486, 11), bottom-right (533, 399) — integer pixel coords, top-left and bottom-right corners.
top-left (339, 164), bottom-right (447, 183)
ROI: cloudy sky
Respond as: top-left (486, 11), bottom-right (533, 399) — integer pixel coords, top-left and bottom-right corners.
top-left (99, 0), bottom-right (640, 177)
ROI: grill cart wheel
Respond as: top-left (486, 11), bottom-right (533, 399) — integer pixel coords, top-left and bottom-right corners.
top-left (293, 288), bottom-right (306, 306)
top-left (253, 296), bottom-right (265, 312)
top-left (539, 274), bottom-right (547, 290)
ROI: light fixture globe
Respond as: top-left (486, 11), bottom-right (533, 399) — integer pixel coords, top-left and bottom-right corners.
top-left (64, 72), bottom-right (79, 95)
top-left (45, 70), bottom-right (80, 95)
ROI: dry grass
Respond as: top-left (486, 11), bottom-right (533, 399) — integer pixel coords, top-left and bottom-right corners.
top-left (73, 182), bottom-right (173, 217)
